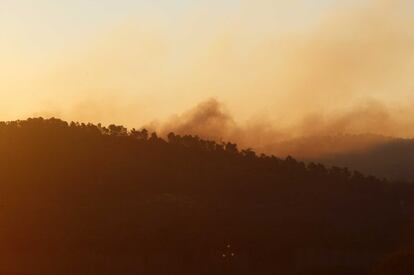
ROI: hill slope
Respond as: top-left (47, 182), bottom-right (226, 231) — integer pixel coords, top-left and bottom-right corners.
top-left (0, 118), bottom-right (412, 275)
top-left (260, 134), bottom-right (414, 182)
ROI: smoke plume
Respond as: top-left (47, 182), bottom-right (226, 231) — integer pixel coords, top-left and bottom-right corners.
top-left (2, 0), bottom-right (414, 158)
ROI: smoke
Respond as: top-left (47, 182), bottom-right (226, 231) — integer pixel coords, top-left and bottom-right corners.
top-left (296, 100), bottom-right (398, 137)
top-left (158, 98), bottom-right (414, 158)
top-left (152, 0), bottom-right (414, 158)
top-left (2, 0), bottom-right (414, 158)
top-left (268, 0), bottom-right (414, 120)
top-left (159, 99), bottom-right (237, 140)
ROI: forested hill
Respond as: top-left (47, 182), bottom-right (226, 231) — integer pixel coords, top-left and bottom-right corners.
top-left (0, 117), bottom-right (413, 275)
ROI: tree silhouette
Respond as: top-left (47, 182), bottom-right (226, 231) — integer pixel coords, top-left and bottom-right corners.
top-left (0, 117), bottom-right (411, 275)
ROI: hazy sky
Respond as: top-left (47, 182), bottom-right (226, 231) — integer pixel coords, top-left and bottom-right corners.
top-left (1, 0), bottom-right (414, 138)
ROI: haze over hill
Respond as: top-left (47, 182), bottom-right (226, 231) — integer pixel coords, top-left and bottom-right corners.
top-left (151, 99), bottom-right (397, 155)
top-left (137, 99), bottom-right (414, 182)
top-left (16, 97), bottom-right (414, 182)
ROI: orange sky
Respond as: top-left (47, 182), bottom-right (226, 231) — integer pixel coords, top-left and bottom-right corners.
top-left (1, 0), bottom-right (414, 142)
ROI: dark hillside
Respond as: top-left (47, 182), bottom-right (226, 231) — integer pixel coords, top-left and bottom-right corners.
top-left (0, 118), bottom-right (412, 275)
top-left (317, 138), bottom-right (414, 182)
top-left (261, 134), bottom-right (414, 182)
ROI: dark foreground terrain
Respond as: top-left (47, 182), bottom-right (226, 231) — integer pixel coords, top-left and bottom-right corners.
top-left (0, 118), bottom-right (413, 275)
